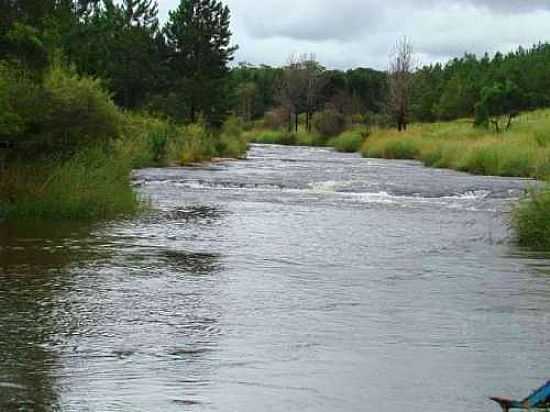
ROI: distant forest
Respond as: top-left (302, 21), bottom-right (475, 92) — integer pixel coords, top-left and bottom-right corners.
top-left (2, 0), bottom-right (550, 129)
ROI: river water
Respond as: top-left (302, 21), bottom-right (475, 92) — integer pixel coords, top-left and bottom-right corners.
top-left (1, 144), bottom-right (549, 412)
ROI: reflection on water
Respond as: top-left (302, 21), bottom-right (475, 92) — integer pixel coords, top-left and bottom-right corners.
top-left (1, 145), bottom-right (550, 412)
top-left (0, 221), bottom-right (99, 411)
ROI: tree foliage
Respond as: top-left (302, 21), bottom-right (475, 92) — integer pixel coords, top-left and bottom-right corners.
top-left (164, 0), bottom-right (238, 125)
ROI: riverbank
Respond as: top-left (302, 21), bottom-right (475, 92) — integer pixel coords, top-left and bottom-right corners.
top-left (360, 111), bottom-right (550, 250)
top-left (0, 115), bottom-right (248, 222)
top-left (0, 64), bottom-right (248, 223)
top-left (245, 110), bottom-right (550, 250)
top-left (361, 110), bottom-right (550, 179)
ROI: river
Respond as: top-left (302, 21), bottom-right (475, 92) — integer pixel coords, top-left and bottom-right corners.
top-left (1, 144), bottom-right (549, 411)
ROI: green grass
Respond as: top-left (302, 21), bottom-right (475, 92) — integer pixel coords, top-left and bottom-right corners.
top-left (360, 110), bottom-right (550, 250)
top-left (0, 147), bottom-right (140, 221)
top-left (513, 188), bottom-right (550, 250)
top-left (246, 129), bottom-right (296, 145)
top-left (360, 110), bottom-right (550, 179)
top-left (245, 127), bottom-right (328, 147)
top-left (328, 127), bottom-right (369, 153)
top-left (1, 113), bottom-right (249, 221)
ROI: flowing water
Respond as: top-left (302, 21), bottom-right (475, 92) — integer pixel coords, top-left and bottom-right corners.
top-left (1, 144), bottom-right (549, 412)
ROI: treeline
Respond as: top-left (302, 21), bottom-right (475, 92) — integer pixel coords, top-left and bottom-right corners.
top-left (411, 43), bottom-right (550, 123)
top-left (0, 0), bottom-right (236, 128)
top-left (0, 0), bottom-right (249, 221)
top-left (4, 0), bottom-right (549, 135)
top-left (229, 60), bottom-right (387, 126)
top-left (227, 42), bottom-right (550, 134)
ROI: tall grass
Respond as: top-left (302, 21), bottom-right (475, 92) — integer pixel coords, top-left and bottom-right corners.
top-left (359, 110), bottom-right (550, 250)
top-left (1, 113), bottom-right (250, 221)
top-left (246, 128), bottom-right (327, 147)
top-left (120, 113), bottom-right (249, 167)
top-left (361, 111), bottom-right (550, 179)
top-left (328, 127), bottom-right (369, 153)
top-left (1, 147), bottom-right (139, 221)
top-left (513, 188), bottom-right (550, 250)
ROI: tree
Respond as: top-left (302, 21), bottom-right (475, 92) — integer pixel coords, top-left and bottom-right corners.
top-left (388, 37), bottom-right (415, 131)
top-left (121, 0), bottom-right (158, 29)
top-left (275, 53), bottom-right (325, 133)
top-left (66, 0), bottom-right (162, 108)
top-left (0, 0), bottom-right (75, 70)
top-left (275, 54), bottom-right (305, 132)
top-left (164, 0), bottom-right (238, 125)
top-left (474, 81), bottom-right (523, 133)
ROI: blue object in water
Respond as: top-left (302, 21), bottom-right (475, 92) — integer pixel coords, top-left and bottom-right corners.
top-left (491, 381), bottom-right (550, 411)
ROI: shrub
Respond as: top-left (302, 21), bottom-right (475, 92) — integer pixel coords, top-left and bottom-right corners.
top-left (330, 127), bottom-right (369, 152)
top-left (0, 62), bottom-right (122, 158)
top-left (312, 109), bottom-right (346, 138)
top-left (118, 112), bottom-right (179, 168)
top-left (41, 64), bottom-right (122, 152)
top-left (170, 122), bottom-right (217, 165)
top-left (249, 130), bottom-right (290, 145)
top-left (0, 62), bottom-right (44, 142)
top-left (219, 116), bottom-right (248, 158)
top-left (0, 64), bottom-right (25, 138)
top-left (513, 188), bottom-right (550, 250)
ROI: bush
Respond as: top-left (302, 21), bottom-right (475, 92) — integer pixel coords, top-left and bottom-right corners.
top-left (41, 64), bottom-right (122, 151)
top-left (312, 109), bottom-right (347, 138)
top-left (219, 116), bottom-right (248, 158)
top-left (0, 64), bottom-right (26, 138)
top-left (0, 62), bottom-right (44, 142)
top-left (513, 188), bottom-right (550, 250)
top-left (249, 130), bottom-right (290, 145)
top-left (118, 112), bottom-right (179, 168)
top-left (329, 127), bottom-right (369, 152)
top-left (170, 122), bottom-right (217, 165)
top-left (0, 62), bottom-right (122, 157)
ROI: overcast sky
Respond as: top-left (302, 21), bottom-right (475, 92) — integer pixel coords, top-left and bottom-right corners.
top-left (157, 0), bottom-right (550, 70)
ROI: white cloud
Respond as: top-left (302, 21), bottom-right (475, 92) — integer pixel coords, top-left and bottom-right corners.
top-left (157, 0), bottom-right (550, 69)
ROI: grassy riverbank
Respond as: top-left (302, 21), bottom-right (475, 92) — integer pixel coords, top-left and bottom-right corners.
top-left (245, 111), bottom-right (550, 250)
top-left (0, 115), bottom-right (248, 221)
top-left (245, 125), bottom-right (370, 153)
top-left (358, 111), bottom-right (550, 250)
top-left (360, 110), bottom-right (550, 179)
top-left (0, 64), bottom-right (248, 222)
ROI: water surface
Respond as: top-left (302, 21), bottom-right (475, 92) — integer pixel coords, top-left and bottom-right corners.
top-left (1, 144), bottom-right (549, 411)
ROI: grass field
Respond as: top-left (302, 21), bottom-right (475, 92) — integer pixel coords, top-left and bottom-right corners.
top-left (361, 110), bottom-right (550, 179)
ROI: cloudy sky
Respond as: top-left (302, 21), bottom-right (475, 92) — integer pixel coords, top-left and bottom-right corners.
top-left (158, 0), bottom-right (550, 70)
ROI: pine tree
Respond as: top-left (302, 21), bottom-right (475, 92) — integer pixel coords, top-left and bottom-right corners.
top-left (121, 0), bottom-right (158, 31)
top-left (67, 0), bottom-right (162, 108)
top-left (164, 0), bottom-right (238, 124)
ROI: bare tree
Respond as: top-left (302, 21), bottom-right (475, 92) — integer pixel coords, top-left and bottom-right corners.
top-left (275, 53), bottom-right (325, 133)
top-left (388, 37), bottom-right (415, 131)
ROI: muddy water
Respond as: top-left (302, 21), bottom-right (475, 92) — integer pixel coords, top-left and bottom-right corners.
top-left (1, 144), bottom-right (549, 411)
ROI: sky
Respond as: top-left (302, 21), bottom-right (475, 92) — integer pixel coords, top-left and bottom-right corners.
top-left (157, 0), bottom-right (550, 70)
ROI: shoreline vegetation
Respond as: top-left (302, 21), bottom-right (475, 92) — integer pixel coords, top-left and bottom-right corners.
top-left (0, 65), bottom-right (248, 222)
top-left (244, 109), bottom-right (550, 250)
top-left (1, 0), bottom-right (550, 251)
